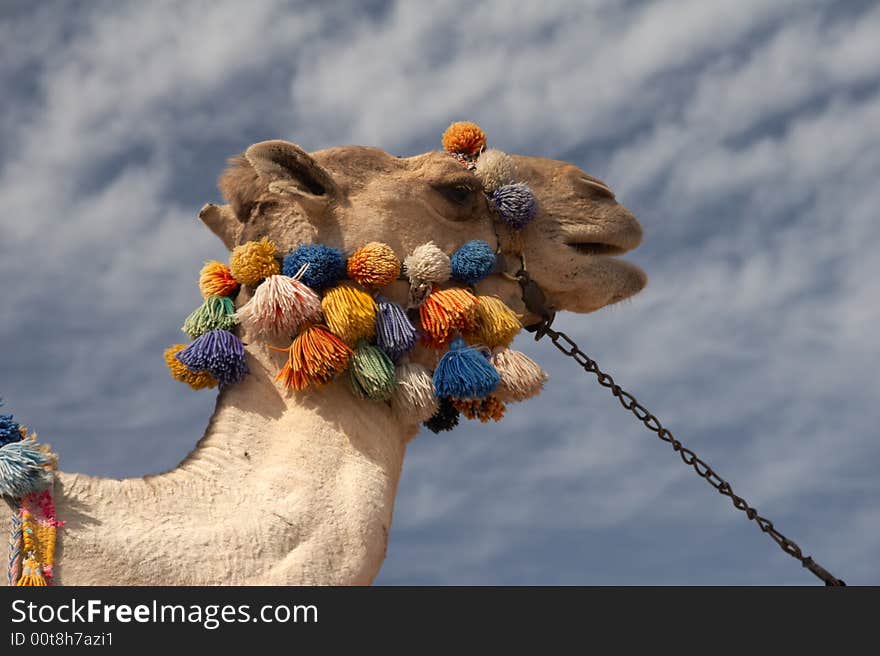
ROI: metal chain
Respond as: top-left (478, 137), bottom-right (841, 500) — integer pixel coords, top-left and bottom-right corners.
top-left (527, 320), bottom-right (846, 586)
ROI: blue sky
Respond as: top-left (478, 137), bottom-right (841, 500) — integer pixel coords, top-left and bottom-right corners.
top-left (1, 0), bottom-right (877, 584)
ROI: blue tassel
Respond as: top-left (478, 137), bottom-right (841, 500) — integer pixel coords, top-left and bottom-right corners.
top-left (282, 243), bottom-right (346, 291)
top-left (432, 336), bottom-right (500, 399)
top-left (0, 407), bottom-right (22, 448)
top-left (492, 183), bottom-right (538, 230)
top-left (0, 441), bottom-right (52, 498)
top-left (175, 329), bottom-right (249, 386)
top-left (450, 240), bottom-right (496, 285)
top-left (375, 295), bottom-right (416, 361)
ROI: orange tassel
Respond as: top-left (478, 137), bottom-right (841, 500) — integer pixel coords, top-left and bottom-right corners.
top-left (452, 396), bottom-right (507, 422)
top-left (198, 260), bottom-right (239, 298)
top-left (419, 287), bottom-right (478, 348)
top-left (271, 324), bottom-right (353, 391)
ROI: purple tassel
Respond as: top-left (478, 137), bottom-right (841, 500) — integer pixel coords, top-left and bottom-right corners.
top-left (492, 183), bottom-right (538, 230)
top-left (375, 295), bottom-right (416, 361)
top-left (176, 329), bottom-right (248, 386)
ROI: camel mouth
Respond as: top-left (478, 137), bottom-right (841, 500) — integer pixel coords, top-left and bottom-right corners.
top-left (565, 242), bottom-right (628, 257)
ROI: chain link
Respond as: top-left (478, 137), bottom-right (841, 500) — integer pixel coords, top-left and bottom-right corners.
top-left (532, 322), bottom-right (846, 586)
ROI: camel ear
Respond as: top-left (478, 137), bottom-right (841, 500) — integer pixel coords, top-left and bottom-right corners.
top-left (199, 203), bottom-right (242, 250)
top-left (245, 140), bottom-right (337, 211)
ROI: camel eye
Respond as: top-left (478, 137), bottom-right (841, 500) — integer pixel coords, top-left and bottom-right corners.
top-left (436, 183), bottom-right (475, 205)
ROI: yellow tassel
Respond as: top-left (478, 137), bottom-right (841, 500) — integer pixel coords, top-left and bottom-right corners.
top-left (419, 287), bottom-right (478, 349)
top-left (163, 344), bottom-right (219, 390)
top-left (229, 238), bottom-right (280, 286)
top-left (321, 282), bottom-right (377, 345)
top-left (17, 554), bottom-right (47, 586)
top-left (462, 295), bottom-right (522, 348)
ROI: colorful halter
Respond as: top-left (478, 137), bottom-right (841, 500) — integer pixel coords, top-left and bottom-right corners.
top-left (1, 400), bottom-right (60, 586)
top-left (164, 122), bottom-right (548, 431)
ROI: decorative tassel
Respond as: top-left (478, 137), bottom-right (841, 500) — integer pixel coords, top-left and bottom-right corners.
top-left (348, 340), bottom-right (395, 401)
top-left (0, 441), bottom-right (52, 498)
top-left (474, 149), bottom-right (516, 193)
top-left (462, 295), bottom-right (522, 348)
top-left (198, 260), bottom-right (239, 298)
top-left (423, 397), bottom-right (460, 433)
top-left (391, 362), bottom-right (438, 423)
top-left (229, 238), bottom-right (280, 286)
top-left (234, 274), bottom-right (321, 339)
top-left (441, 121), bottom-right (487, 155)
top-left (282, 243), bottom-right (346, 291)
top-left (182, 296), bottom-right (237, 339)
top-left (419, 287), bottom-right (478, 348)
top-left (163, 344), bottom-right (218, 390)
top-left (321, 282), bottom-right (377, 345)
top-left (375, 295), bottom-right (416, 361)
top-left (491, 348), bottom-right (548, 402)
top-left (492, 183), bottom-right (538, 230)
top-left (175, 329), bottom-right (248, 386)
top-left (0, 405), bottom-right (22, 448)
top-left (432, 336), bottom-right (500, 399)
top-left (16, 553), bottom-right (46, 586)
top-left (404, 242), bottom-right (451, 286)
top-left (450, 240), bottom-right (496, 285)
top-left (272, 323), bottom-right (353, 391)
top-left (347, 242), bottom-right (400, 288)
top-left (452, 396), bottom-right (507, 423)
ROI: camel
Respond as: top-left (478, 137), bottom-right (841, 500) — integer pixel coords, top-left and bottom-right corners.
top-left (8, 139), bottom-right (646, 585)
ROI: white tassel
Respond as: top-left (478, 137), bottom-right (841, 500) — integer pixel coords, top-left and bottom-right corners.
top-left (491, 348), bottom-right (548, 402)
top-left (474, 149), bottom-right (516, 193)
top-left (391, 362), bottom-right (439, 423)
top-left (235, 274), bottom-right (321, 339)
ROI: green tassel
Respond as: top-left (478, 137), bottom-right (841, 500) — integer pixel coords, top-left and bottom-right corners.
top-left (348, 340), bottom-right (395, 401)
top-left (182, 296), bottom-right (237, 339)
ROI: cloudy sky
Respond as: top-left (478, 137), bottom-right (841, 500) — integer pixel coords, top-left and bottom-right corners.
top-left (2, 0), bottom-right (877, 585)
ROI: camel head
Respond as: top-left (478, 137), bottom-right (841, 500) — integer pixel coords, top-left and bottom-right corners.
top-left (199, 138), bottom-right (645, 321)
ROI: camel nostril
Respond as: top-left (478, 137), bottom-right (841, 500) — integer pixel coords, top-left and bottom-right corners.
top-left (579, 177), bottom-right (615, 200)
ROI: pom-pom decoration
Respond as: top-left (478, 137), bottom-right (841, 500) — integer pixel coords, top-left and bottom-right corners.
top-left (391, 362), bottom-right (438, 423)
top-left (423, 397), bottom-right (460, 434)
top-left (321, 282), bottom-right (377, 345)
top-left (432, 336), bottom-right (500, 399)
top-left (164, 344), bottom-right (219, 390)
top-left (403, 242), bottom-right (451, 286)
top-left (441, 121), bottom-right (487, 155)
top-left (182, 296), bottom-right (237, 339)
top-left (492, 183), bottom-right (538, 231)
top-left (375, 295), bottom-right (417, 361)
top-left (491, 348), bottom-right (548, 402)
top-left (282, 244), bottom-right (346, 291)
top-left (474, 149), bottom-right (516, 193)
top-left (419, 287), bottom-right (478, 349)
top-left (229, 238), bottom-right (280, 286)
top-left (198, 260), bottom-right (239, 298)
top-left (175, 329), bottom-right (248, 386)
top-left (0, 409), bottom-right (22, 448)
top-left (272, 323), bottom-right (353, 391)
top-left (0, 441), bottom-right (53, 498)
top-left (348, 340), bottom-right (396, 401)
top-left (450, 240), bottom-right (496, 285)
top-left (346, 242), bottom-right (400, 288)
top-left (452, 396), bottom-right (506, 423)
top-left (234, 274), bottom-right (321, 340)
top-left (462, 296), bottom-right (521, 348)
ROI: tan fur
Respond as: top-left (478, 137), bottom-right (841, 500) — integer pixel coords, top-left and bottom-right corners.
top-left (12, 141), bottom-right (645, 585)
